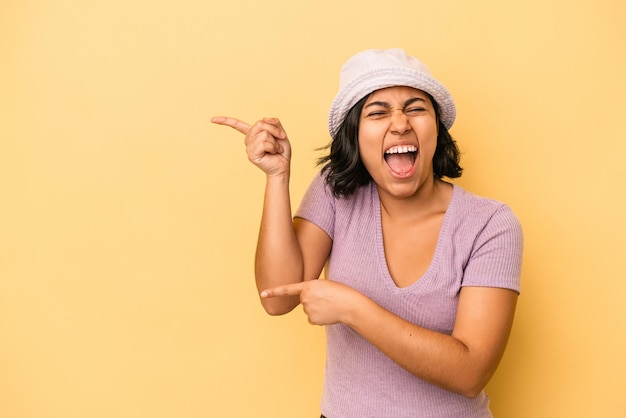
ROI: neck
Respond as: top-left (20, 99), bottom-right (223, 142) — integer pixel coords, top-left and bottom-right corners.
top-left (377, 177), bottom-right (452, 221)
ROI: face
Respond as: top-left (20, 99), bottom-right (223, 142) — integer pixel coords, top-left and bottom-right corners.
top-left (358, 86), bottom-right (439, 199)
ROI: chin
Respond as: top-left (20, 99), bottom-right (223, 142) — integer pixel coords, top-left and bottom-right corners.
top-left (383, 182), bottom-right (421, 198)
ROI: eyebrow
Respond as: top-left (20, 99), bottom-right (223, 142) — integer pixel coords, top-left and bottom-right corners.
top-left (364, 97), bottom-right (427, 109)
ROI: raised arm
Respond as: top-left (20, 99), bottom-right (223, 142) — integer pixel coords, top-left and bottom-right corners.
top-left (211, 116), bottom-right (330, 315)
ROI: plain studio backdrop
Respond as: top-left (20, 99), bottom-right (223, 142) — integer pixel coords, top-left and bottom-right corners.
top-left (1, 1), bottom-right (624, 417)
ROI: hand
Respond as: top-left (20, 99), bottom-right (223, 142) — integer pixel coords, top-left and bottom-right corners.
top-left (211, 116), bottom-right (291, 177)
top-left (260, 280), bottom-right (362, 326)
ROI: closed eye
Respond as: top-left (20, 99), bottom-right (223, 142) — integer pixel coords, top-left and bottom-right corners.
top-left (365, 110), bottom-right (389, 118)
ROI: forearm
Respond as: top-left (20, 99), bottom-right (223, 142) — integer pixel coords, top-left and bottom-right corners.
top-left (255, 173), bottom-right (303, 314)
top-left (259, 279), bottom-right (513, 396)
top-left (345, 296), bottom-right (496, 397)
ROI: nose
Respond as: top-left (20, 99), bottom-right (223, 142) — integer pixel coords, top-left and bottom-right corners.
top-left (389, 109), bottom-right (411, 135)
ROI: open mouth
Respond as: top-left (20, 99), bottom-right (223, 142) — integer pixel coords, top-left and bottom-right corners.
top-left (384, 145), bottom-right (418, 176)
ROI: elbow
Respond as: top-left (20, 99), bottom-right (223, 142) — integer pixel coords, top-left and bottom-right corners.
top-left (442, 381), bottom-right (484, 399)
top-left (453, 376), bottom-right (489, 399)
top-left (260, 298), bottom-right (298, 316)
top-left (458, 385), bottom-right (485, 399)
top-left (263, 304), bottom-right (291, 316)
top-left (445, 354), bottom-right (495, 398)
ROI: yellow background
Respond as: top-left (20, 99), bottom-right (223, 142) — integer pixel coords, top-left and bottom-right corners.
top-left (1, 0), bottom-right (624, 417)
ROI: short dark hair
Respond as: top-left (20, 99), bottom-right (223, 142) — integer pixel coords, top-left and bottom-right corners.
top-left (318, 93), bottom-right (463, 197)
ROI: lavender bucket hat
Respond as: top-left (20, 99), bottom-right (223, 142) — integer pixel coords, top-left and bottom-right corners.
top-left (328, 48), bottom-right (456, 139)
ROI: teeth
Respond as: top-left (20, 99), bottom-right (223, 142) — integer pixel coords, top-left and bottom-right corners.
top-left (385, 145), bottom-right (417, 154)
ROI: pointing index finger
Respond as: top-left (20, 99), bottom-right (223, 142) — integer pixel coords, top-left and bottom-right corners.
top-left (211, 116), bottom-right (251, 134)
top-left (260, 282), bottom-right (306, 298)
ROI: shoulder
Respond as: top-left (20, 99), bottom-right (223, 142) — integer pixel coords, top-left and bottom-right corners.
top-left (453, 185), bottom-right (521, 226)
top-left (449, 184), bottom-right (523, 248)
top-left (453, 185), bottom-right (508, 211)
top-left (450, 186), bottom-right (524, 291)
top-left (296, 172), bottom-right (373, 237)
top-left (305, 171), bottom-right (375, 206)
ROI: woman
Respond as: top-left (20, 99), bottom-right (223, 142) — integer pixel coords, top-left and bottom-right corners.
top-left (212, 48), bottom-right (523, 417)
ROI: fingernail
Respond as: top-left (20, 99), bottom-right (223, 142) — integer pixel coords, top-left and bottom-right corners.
top-left (260, 291), bottom-right (268, 298)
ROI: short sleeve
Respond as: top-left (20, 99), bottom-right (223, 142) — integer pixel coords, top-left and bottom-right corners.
top-left (294, 172), bottom-right (336, 240)
top-left (462, 205), bottom-right (524, 293)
